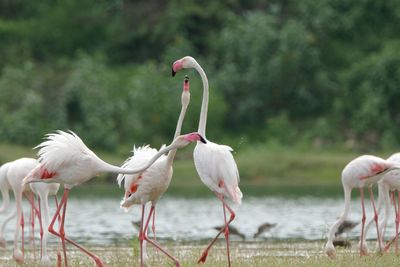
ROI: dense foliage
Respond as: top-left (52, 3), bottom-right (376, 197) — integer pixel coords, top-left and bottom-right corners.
top-left (0, 0), bottom-right (399, 150)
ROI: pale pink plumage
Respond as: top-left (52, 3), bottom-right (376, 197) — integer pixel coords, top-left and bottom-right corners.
top-left (325, 155), bottom-right (400, 259)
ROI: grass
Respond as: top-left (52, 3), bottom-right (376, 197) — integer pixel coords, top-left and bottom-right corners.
top-left (2, 240), bottom-right (400, 267)
top-left (1, 141), bottom-right (396, 198)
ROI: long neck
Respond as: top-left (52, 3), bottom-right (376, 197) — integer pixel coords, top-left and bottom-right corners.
top-left (327, 184), bottom-right (351, 243)
top-left (98, 144), bottom-right (174, 175)
top-left (193, 61), bottom-right (208, 137)
top-left (166, 104), bottom-right (188, 165)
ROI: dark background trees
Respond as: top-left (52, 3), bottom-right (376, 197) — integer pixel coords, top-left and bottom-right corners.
top-left (0, 0), bottom-right (399, 151)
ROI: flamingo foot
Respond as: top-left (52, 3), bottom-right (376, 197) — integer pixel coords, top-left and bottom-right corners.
top-left (324, 243), bottom-right (336, 259)
top-left (40, 255), bottom-right (52, 267)
top-left (359, 241), bottom-right (369, 256)
top-left (384, 243), bottom-right (391, 252)
top-left (94, 256), bottom-right (105, 267)
top-left (0, 236), bottom-right (6, 248)
top-left (197, 250), bottom-right (209, 264)
top-left (13, 249), bottom-right (24, 265)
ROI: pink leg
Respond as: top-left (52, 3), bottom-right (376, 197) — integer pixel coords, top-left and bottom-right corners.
top-left (49, 189), bottom-right (105, 267)
top-left (38, 196), bottom-right (43, 259)
top-left (369, 186), bottom-right (382, 253)
top-left (385, 191), bottom-right (399, 251)
top-left (152, 207), bottom-right (156, 240)
top-left (222, 201), bottom-right (231, 267)
top-left (143, 205), bottom-right (180, 267)
top-left (30, 192), bottom-right (36, 260)
top-left (48, 189), bottom-right (68, 266)
top-left (359, 188), bottom-right (367, 256)
top-left (59, 192), bottom-right (68, 267)
top-left (24, 192), bottom-right (39, 255)
top-left (139, 205), bottom-right (145, 267)
top-left (198, 193), bottom-right (236, 264)
top-left (54, 195), bottom-right (62, 267)
top-left (21, 212), bottom-right (25, 258)
top-left (396, 191), bottom-right (400, 254)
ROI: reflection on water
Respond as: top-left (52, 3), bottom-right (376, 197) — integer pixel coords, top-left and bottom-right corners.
top-left (0, 196), bottom-right (395, 244)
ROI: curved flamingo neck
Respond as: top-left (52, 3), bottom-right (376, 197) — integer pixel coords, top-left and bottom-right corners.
top-left (166, 104), bottom-right (188, 165)
top-left (192, 60), bottom-right (208, 138)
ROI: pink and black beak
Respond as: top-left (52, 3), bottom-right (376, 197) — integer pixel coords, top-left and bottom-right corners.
top-left (198, 134), bottom-right (207, 144)
top-left (172, 59), bottom-right (183, 77)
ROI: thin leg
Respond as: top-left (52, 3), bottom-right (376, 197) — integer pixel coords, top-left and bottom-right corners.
top-left (48, 188), bottom-right (105, 267)
top-left (143, 205), bottom-right (180, 267)
top-left (198, 193), bottom-right (236, 264)
top-left (54, 195), bottom-right (62, 267)
top-left (369, 186), bottom-right (382, 253)
top-left (59, 192), bottom-right (68, 267)
top-left (360, 188), bottom-right (367, 256)
top-left (223, 200), bottom-right (231, 267)
top-left (396, 190), bottom-right (400, 254)
top-left (38, 196), bottom-right (43, 258)
top-left (152, 207), bottom-right (156, 240)
top-left (12, 189), bottom-right (25, 264)
top-left (21, 211), bottom-right (25, 258)
top-left (139, 205), bottom-right (145, 267)
top-left (30, 192), bottom-right (36, 260)
top-left (48, 189), bottom-right (68, 267)
top-left (385, 191), bottom-right (399, 251)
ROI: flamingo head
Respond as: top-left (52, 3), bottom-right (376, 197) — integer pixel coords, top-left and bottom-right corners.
top-left (173, 132), bottom-right (206, 148)
top-left (172, 56), bottom-right (196, 76)
top-left (181, 75), bottom-right (190, 107)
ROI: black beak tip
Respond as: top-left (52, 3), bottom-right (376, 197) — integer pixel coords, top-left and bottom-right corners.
top-left (172, 69), bottom-right (176, 77)
top-left (199, 135), bottom-right (207, 144)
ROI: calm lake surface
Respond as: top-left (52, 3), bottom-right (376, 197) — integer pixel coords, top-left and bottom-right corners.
top-left (1, 196), bottom-right (394, 245)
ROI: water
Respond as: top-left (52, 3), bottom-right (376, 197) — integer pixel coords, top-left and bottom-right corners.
top-left (0, 196), bottom-right (395, 245)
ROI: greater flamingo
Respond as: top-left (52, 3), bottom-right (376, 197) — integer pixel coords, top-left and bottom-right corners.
top-left (1, 159), bottom-right (61, 265)
top-left (172, 56), bottom-right (242, 266)
top-left (0, 161), bottom-right (13, 247)
top-left (363, 153), bottom-right (400, 254)
top-left (117, 76), bottom-right (194, 267)
top-left (6, 157), bottom-right (39, 264)
top-left (324, 155), bottom-right (400, 259)
top-left (22, 130), bottom-right (205, 267)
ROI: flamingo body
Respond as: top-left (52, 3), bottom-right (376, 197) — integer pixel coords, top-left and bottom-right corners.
top-left (193, 141), bottom-right (242, 204)
top-left (342, 155), bottom-right (394, 188)
top-left (26, 131), bottom-right (109, 188)
top-left (118, 145), bottom-right (172, 207)
top-left (325, 155), bottom-right (400, 259)
top-left (6, 158), bottom-right (39, 264)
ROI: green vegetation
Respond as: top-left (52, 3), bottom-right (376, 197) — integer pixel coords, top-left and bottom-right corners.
top-left (0, 1), bottom-right (399, 152)
top-left (2, 240), bottom-right (400, 266)
top-left (2, 142), bottom-right (395, 198)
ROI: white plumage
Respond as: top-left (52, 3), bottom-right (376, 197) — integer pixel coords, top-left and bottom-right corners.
top-left (117, 145), bottom-right (171, 208)
top-left (194, 141), bottom-right (242, 204)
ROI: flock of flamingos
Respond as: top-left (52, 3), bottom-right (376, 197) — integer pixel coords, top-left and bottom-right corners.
top-left (0, 56), bottom-right (399, 267)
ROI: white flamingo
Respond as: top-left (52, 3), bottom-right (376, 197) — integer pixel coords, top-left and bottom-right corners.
top-left (172, 56), bottom-right (242, 266)
top-left (117, 76), bottom-right (194, 267)
top-left (0, 161), bottom-right (13, 247)
top-left (6, 157), bottom-right (39, 264)
top-left (324, 155), bottom-right (400, 259)
top-left (23, 130), bottom-right (205, 267)
top-left (363, 153), bottom-right (400, 254)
